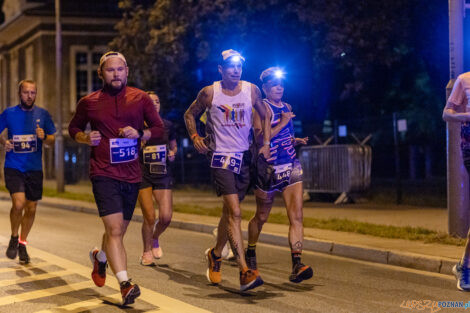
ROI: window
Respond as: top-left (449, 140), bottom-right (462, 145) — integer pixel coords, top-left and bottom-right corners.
top-left (70, 46), bottom-right (106, 112)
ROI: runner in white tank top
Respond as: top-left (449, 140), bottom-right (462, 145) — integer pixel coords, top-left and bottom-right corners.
top-left (205, 80), bottom-right (253, 153)
top-left (184, 49), bottom-right (270, 292)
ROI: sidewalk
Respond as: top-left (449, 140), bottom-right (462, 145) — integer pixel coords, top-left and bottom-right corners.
top-left (11, 180), bottom-right (459, 276)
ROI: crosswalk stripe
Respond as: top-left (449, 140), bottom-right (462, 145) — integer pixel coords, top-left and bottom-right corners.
top-left (0, 261), bottom-right (49, 274)
top-left (34, 293), bottom-right (122, 313)
top-left (0, 281), bottom-right (93, 306)
top-left (0, 236), bottom-right (211, 312)
top-left (0, 270), bottom-right (71, 287)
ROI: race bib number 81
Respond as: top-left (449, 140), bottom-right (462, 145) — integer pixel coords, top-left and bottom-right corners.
top-left (13, 134), bottom-right (37, 153)
top-left (143, 145), bottom-right (166, 164)
top-left (109, 138), bottom-right (138, 164)
top-left (211, 152), bottom-right (243, 174)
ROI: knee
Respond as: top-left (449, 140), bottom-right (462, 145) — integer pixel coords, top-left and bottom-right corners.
top-left (254, 211), bottom-right (269, 225)
top-left (106, 225), bottom-right (125, 238)
top-left (228, 209), bottom-right (242, 222)
top-left (24, 205), bottom-right (36, 215)
top-left (12, 200), bottom-right (25, 211)
top-left (159, 213), bottom-right (172, 228)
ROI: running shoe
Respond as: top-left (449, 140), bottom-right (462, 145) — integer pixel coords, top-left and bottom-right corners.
top-left (18, 243), bottom-right (30, 264)
top-left (245, 249), bottom-right (259, 275)
top-left (205, 248), bottom-right (222, 284)
top-left (453, 262), bottom-right (470, 291)
top-left (120, 279), bottom-right (141, 306)
top-left (289, 263), bottom-right (313, 283)
top-left (240, 269), bottom-right (264, 292)
top-left (152, 238), bottom-right (163, 259)
top-left (140, 251), bottom-right (155, 266)
top-left (6, 236), bottom-right (18, 259)
top-left (89, 248), bottom-right (107, 287)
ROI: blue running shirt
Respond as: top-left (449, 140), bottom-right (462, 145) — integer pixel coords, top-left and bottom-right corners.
top-left (0, 105), bottom-right (56, 172)
top-left (265, 99), bottom-right (296, 166)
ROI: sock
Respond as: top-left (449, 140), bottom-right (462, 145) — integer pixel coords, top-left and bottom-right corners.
top-left (19, 239), bottom-right (27, 245)
top-left (291, 251), bottom-right (302, 267)
top-left (153, 239), bottom-right (160, 248)
top-left (116, 271), bottom-right (129, 284)
top-left (211, 248), bottom-right (221, 259)
top-left (96, 250), bottom-right (107, 263)
top-left (247, 244), bottom-right (256, 257)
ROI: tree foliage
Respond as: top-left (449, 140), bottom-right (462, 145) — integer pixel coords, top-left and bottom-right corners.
top-left (111, 0), bottom-right (446, 142)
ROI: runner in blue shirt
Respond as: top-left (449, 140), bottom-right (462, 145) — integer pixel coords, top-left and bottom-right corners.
top-left (0, 80), bottom-right (56, 264)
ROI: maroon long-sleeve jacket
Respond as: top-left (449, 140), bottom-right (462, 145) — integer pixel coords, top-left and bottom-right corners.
top-left (68, 86), bottom-right (164, 183)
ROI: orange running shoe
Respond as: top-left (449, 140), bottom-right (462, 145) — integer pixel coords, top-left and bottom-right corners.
top-left (89, 248), bottom-right (107, 287)
top-left (205, 248), bottom-right (222, 284)
top-left (289, 263), bottom-right (313, 283)
top-left (120, 279), bottom-right (141, 306)
top-left (240, 268), bottom-right (263, 292)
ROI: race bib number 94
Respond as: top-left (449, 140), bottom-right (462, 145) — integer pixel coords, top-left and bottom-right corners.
top-left (109, 138), bottom-right (138, 164)
top-left (143, 145), bottom-right (166, 164)
top-left (211, 152), bottom-right (243, 174)
top-left (13, 134), bottom-right (37, 153)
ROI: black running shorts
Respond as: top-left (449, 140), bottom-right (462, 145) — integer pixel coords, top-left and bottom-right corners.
top-left (4, 167), bottom-right (43, 201)
top-left (140, 167), bottom-right (174, 190)
top-left (210, 151), bottom-right (251, 202)
top-left (91, 175), bottom-right (140, 220)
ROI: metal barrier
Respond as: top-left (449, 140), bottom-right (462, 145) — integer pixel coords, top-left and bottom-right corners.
top-left (299, 145), bottom-right (372, 202)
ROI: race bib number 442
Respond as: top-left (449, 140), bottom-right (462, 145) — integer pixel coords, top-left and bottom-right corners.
top-left (13, 134), bottom-right (37, 153)
top-left (109, 138), bottom-right (138, 164)
top-left (211, 152), bottom-right (243, 174)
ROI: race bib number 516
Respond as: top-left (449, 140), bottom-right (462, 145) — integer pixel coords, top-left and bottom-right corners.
top-left (109, 138), bottom-right (138, 164)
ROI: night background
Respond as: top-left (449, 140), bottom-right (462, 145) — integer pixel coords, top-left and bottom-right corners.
top-left (104, 0), bottom-right (449, 202)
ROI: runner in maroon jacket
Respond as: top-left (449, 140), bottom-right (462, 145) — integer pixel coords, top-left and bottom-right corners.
top-left (68, 51), bottom-right (164, 306)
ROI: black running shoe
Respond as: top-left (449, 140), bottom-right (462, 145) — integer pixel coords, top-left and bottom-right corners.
top-left (18, 243), bottom-right (30, 264)
top-left (6, 236), bottom-right (18, 259)
top-left (289, 263), bottom-right (313, 283)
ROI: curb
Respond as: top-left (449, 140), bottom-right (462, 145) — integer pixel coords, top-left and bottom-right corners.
top-left (0, 193), bottom-right (457, 276)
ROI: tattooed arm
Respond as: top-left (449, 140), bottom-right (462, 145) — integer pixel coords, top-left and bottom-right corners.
top-left (184, 86), bottom-right (213, 154)
top-left (252, 84), bottom-right (271, 158)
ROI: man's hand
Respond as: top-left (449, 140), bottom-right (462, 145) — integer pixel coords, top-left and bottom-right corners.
top-left (280, 112), bottom-right (295, 126)
top-left (118, 126), bottom-right (139, 139)
top-left (5, 140), bottom-right (13, 152)
top-left (192, 135), bottom-right (209, 154)
top-left (259, 144), bottom-right (271, 159)
top-left (88, 131), bottom-right (101, 146)
top-left (36, 124), bottom-right (45, 140)
top-left (295, 137), bottom-right (309, 146)
top-left (168, 150), bottom-right (176, 162)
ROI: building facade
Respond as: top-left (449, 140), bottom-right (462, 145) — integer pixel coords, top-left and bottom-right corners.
top-left (0, 0), bottom-right (121, 180)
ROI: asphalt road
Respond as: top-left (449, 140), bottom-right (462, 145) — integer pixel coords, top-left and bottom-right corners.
top-left (0, 200), bottom-right (468, 313)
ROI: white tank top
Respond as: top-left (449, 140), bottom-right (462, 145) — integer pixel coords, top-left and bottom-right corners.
top-left (205, 80), bottom-right (252, 152)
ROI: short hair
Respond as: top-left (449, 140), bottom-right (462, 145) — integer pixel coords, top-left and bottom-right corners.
top-left (18, 80), bottom-right (37, 94)
top-left (146, 91), bottom-right (157, 96)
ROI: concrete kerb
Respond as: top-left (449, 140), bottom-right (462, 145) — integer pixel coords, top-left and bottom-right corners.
top-left (1, 193), bottom-right (457, 276)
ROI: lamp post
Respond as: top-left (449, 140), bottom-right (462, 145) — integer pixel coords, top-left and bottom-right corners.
top-left (55, 0), bottom-right (64, 192)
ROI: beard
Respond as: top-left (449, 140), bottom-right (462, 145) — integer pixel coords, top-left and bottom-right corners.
top-left (20, 99), bottom-right (35, 109)
top-left (105, 79), bottom-right (126, 93)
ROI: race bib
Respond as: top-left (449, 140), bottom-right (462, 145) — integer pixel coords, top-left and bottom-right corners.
top-left (109, 138), bottom-right (138, 164)
top-left (150, 163), bottom-right (167, 175)
top-left (143, 145), bottom-right (166, 164)
top-left (211, 152), bottom-right (243, 174)
top-left (13, 134), bottom-right (37, 153)
top-left (273, 163), bottom-right (293, 186)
